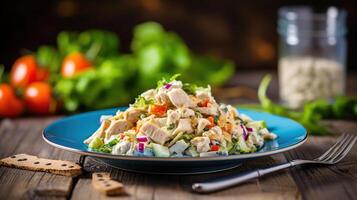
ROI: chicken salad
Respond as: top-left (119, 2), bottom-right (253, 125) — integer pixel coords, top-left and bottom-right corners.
top-left (84, 75), bottom-right (276, 157)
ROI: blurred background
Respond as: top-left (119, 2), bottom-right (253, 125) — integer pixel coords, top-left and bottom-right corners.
top-left (0, 0), bottom-right (356, 121)
top-left (1, 0), bottom-right (356, 70)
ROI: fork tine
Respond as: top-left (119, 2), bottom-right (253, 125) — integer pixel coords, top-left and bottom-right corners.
top-left (321, 134), bottom-right (353, 162)
top-left (320, 134), bottom-right (352, 162)
top-left (330, 136), bottom-right (357, 163)
top-left (317, 134), bottom-right (348, 161)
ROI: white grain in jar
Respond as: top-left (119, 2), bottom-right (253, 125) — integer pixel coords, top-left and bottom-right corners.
top-left (279, 56), bottom-right (344, 108)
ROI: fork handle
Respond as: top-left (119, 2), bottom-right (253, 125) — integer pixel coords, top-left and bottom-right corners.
top-left (192, 162), bottom-right (293, 193)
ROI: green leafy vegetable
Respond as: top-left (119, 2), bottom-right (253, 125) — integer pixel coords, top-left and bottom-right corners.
top-left (55, 55), bottom-right (136, 111)
top-left (182, 133), bottom-right (194, 142)
top-left (332, 96), bottom-right (356, 118)
top-left (132, 96), bottom-right (155, 108)
top-left (107, 138), bottom-right (119, 147)
top-left (37, 22), bottom-right (235, 112)
top-left (98, 145), bottom-right (112, 153)
top-left (36, 46), bottom-right (62, 75)
top-left (167, 124), bottom-right (176, 130)
top-left (182, 83), bottom-right (199, 95)
top-left (57, 30), bottom-right (119, 64)
top-left (156, 73), bottom-right (181, 88)
top-left (251, 74), bottom-right (357, 135)
top-left (214, 116), bottom-right (219, 123)
top-left (257, 75), bottom-right (328, 135)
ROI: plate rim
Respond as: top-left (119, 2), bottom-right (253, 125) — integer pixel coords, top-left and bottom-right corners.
top-left (42, 108), bottom-right (308, 162)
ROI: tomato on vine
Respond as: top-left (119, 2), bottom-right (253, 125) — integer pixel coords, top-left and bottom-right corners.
top-left (61, 52), bottom-right (92, 78)
top-left (24, 82), bottom-right (59, 115)
top-left (0, 84), bottom-right (25, 117)
top-left (10, 55), bottom-right (49, 88)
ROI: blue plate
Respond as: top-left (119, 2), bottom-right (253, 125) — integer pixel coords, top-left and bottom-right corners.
top-left (43, 107), bottom-right (307, 174)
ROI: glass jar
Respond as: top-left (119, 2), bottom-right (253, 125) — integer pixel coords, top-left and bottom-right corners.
top-left (277, 6), bottom-right (347, 108)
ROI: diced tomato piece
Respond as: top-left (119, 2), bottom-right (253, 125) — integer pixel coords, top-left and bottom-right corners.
top-left (211, 145), bottom-right (219, 151)
top-left (207, 116), bottom-right (214, 124)
top-left (198, 98), bottom-right (209, 107)
top-left (149, 104), bottom-right (167, 116)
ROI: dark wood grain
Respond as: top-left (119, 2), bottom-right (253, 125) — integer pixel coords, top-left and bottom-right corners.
top-left (0, 118), bottom-right (79, 200)
top-left (285, 121), bottom-right (357, 200)
top-left (70, 152), bottom-right (300, 200)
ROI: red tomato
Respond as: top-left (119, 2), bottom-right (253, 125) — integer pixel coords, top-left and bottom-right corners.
top-left (0, 84), bottom-right (25, 118)
top-left (210, 145), bottom-right (219, 151)
top-left (24, 82), bottom-right (58, 115)
top-left (10, 55), bottom-right (38, 88)
top-left (10, 55), bottom-right (49, 88)
top-left (61, 52), bottom-right (92, 78)
top-left (149, 104), bottom-right (167, 116)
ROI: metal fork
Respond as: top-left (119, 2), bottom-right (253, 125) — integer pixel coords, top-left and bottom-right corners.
top-left (192, 134), bottom-right (357, 193)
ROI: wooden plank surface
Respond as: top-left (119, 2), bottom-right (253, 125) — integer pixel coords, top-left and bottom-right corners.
top-left (0, 118), bottom-right (80, 200)
top-left (285, 121), bottom-right (357, 200)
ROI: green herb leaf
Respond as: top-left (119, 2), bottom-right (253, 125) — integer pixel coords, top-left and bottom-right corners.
top-left (156, 74), bottom-right (181, 88)
top-left (214, 116), bottom-right (219, 124)
top-left (132, 96), bottom-right (155, 108)
top-left (167, 124), bottom-right (176, 130)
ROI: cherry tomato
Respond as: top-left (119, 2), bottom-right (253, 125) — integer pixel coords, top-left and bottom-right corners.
top-left (10, 55), bottom-right (38, 88)
top-left (61, 52), bottom-right (92, 78)
top-left (0, 84), bottom-right (25, 118)
top-left (149, 104), bottom-right (167, 116)
top-left (24, 82), bottom-right (58, 115)
top-left (210, 145), bottom-right (219, 151)
top-left (10, 55), bottom-right (49, 88)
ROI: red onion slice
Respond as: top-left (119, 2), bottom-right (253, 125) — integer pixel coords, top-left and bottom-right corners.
top-left (240, 125), bottom-right (249, 141)
top-left (137, 136), bottom-right (148, 142)
top-left (137, 142), bottom-right (145, 153)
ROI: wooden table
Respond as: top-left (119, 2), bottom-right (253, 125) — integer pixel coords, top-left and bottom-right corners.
top-left (1, 72), bottom-right (357, 200)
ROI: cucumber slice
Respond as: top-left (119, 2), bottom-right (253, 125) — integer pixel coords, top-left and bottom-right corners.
top-left (237, 137), bottom-right (251, 153)
top-left (88, 137), bottom-right (104, 149)
top-left (246, 121), bottom-right (266, 130)
top-left (185, 146), bottom-right (199, 157)
top-left (152, 143), bottom-right (170, 157)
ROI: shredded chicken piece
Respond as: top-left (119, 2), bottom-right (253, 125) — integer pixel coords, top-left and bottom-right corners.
top-left (84, 119), bottom-right (110, 144)
top-left (105, 120), bottom-right (133, 139)
top-left (124, 108), bottom-right (145, 123)
top-left (167, 88), bottom-right (194, 108)
top-left (141, 89), bottom-right (156, 99)
top-left (196, 118), bottom-right (210, 134)
top-left (178, 108), bottom-right (195, 118)
top-left (166, 109), bottom-right (180, 126)
top-left (196, 105), bottom-right (218, 116)
top-left (191, 137), bottom-right (210, 153)
top-left (173, 118), bottom-right (193, 135)
top-left (140, 121), bottom-right (170, 145)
